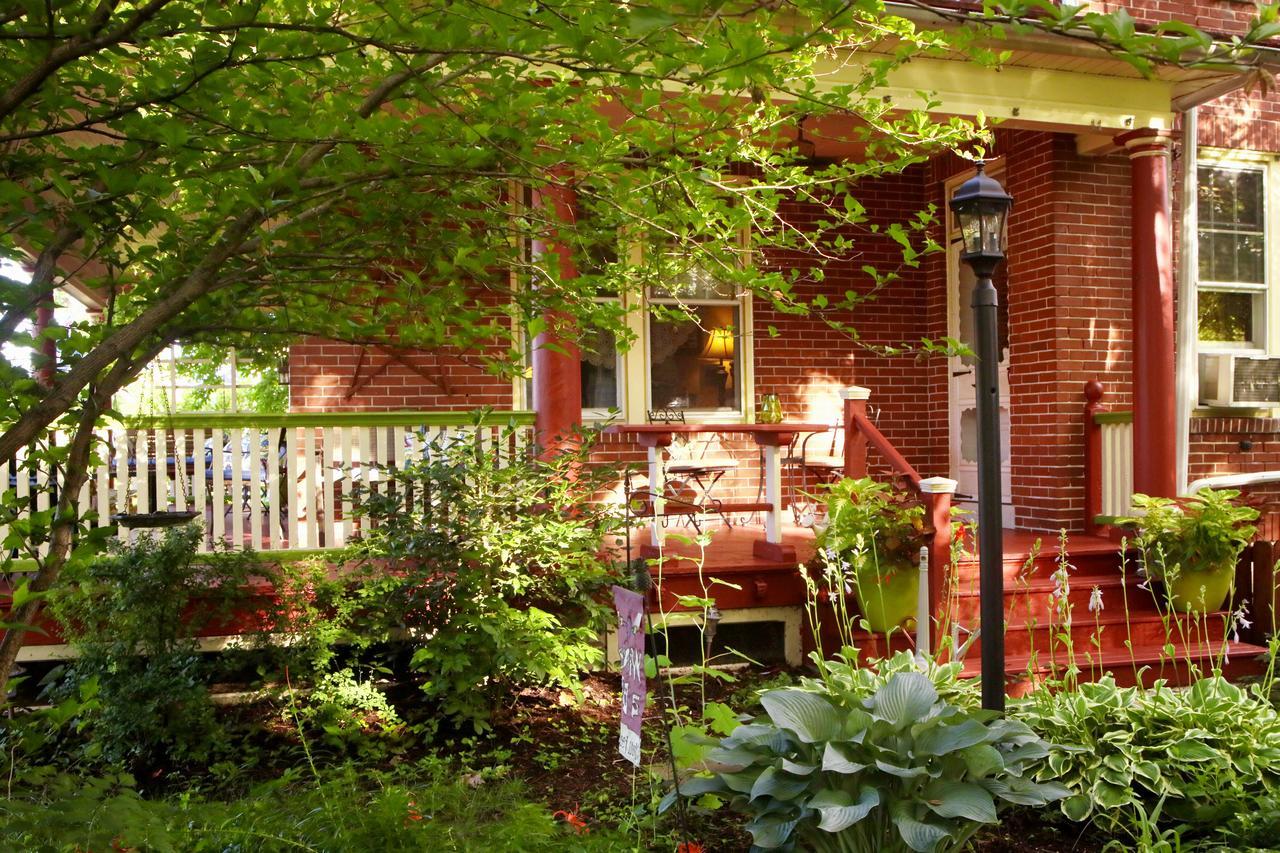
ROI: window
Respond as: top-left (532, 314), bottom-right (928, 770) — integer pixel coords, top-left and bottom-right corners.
top-left (1198, 163), bottom-right (1267, 348)
top-left (517, 234), bottom-right (753, 422)
top-left (647, 267), bottom-right (744, 414)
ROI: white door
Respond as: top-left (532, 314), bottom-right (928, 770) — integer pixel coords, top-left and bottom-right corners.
top-left (947, 177), bottom-right (1013, 527)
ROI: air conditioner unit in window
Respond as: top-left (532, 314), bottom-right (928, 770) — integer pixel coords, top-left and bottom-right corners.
top-left (1199, 353), bottom-right (1280, 407)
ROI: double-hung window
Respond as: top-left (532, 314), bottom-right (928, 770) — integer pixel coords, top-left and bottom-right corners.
top-left (646, 266), bottom-right (745, 416)
top-left (1197, 160), bottom-right (1269, 350)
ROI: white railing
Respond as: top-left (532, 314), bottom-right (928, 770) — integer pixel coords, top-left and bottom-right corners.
top-left (1, 411), bottom-right (535, 559)
top-left (1097, 412), bottom-right (1134, 519)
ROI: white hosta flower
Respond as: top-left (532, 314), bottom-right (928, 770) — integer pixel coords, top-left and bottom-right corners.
top-left (1088, 586), bottom-right (1104, 613)
top-left (1232, 599), bottom-right (1252, 643)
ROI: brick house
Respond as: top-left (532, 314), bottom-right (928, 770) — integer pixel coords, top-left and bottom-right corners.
top-left (13, 3), bottom-right (1280, 678)
top-left (288, 4), bottom-right (1280, 537)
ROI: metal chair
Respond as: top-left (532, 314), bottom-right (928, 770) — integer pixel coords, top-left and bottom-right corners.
top-left (646, 408), bottom-right (739, 531)
top-left (782, 405), bottom-right (879, 524)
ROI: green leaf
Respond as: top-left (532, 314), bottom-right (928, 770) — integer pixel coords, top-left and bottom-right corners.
top-left (749, 766), bottom-right (809, 802)
top-left (1092, 779), bottom-right (1134, 809)
top-left (923, 779), bottom-right (997, 823)
top-left (1061, 794), bottom-right (1093, 822)
top-left (809, 787), bottom-right (881, 832)
top-left (872, 672), bottom-right (938, 729)
top-left (892, 805), bottom-right (952, 853)
top-left (822, 742), bottom-right (867, 774)
top-left (745, 815), bottom-right (799, 849)
top-left (915, 718), bottom-right (990, 756)
top-left (1170, 739), bottom-right (1220, 762)
top-left (759, 689), bottom-right (841, 743)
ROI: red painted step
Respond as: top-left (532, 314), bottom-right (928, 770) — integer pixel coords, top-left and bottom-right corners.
top-left (951, 573), bottom-right (1159, 622)
top-left (963, 639), bottom-right (1270, 692)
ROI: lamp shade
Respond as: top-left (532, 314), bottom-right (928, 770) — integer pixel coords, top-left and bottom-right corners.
top-left (949, 163), bottom-right (1012, 259)
top-left (702, 327), bottom-right (734, 361)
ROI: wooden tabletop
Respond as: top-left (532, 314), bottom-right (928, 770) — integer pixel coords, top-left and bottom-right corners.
top-left (604, 422), bottom-right (831, 447)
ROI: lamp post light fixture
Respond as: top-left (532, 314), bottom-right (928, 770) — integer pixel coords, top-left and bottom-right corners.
top-left (949, 162), bottom-right (1013, 712)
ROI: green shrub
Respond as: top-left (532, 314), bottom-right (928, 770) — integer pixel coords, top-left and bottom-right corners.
top-left (1015, 675), bottom-right (1280, 844)
top-left (666, 652), bottom-right (1066, 851)
top-left (348, 426), bottom-right (621, 730)
top-left (38, 524), bottom-right (267, 771)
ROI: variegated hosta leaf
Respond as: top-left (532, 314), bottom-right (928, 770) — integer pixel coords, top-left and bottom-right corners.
top-left (871, 672), bottom-right (938, 729)
top-left (807, 787), bottom-right (881, 832)
top-left (760, 689), bottom-right (842, 744)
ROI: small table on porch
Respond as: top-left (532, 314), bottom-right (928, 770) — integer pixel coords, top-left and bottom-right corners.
top-left (604, 422), bottom-right (830, 562)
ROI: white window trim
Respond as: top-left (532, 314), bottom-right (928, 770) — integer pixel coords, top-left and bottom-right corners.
top-left (1196, 149), bottom-right (1275, 355)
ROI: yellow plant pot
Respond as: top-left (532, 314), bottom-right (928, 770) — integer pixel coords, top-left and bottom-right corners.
top-left (1165, 564), bottom-right (1235, 614)
top-left (854, 566), bottom-right (919, 634)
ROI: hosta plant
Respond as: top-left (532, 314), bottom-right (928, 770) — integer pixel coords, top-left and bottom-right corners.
top-left (664, 656), bottom-right (1067, 851)
top-left (1015, 674), bottom-right (1280, 844)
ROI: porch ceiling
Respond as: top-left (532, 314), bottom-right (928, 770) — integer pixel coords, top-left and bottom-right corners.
top-left (807, 4), bottom-right (1280, 140)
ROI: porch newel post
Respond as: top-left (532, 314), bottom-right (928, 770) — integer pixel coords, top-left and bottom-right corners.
top-left (1119, 130), bottom-right (1176, 499)
top-left (841, 386), bottom-right (870, 478)
top-left (530, 178), bottom-right (583, 457)
top-left (919, 476), bottom-right (958, 655)
top-left (1083, 381), bottom-right (1105, 535)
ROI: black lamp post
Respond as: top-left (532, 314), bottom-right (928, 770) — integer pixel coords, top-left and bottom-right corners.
top-left (949, 163), bottom-right (1013, 712)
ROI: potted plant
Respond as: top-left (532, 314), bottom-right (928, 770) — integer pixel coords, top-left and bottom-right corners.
top-left (1123, 488), bottom-right (1258, 614)
top-left (814, 477), bottom-right (925, 634)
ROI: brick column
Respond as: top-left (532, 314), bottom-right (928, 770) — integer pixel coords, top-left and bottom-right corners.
top-left (1118, 130), bottom-right (1176, 498)
top-left (530, 179), bottom-right (583, 456)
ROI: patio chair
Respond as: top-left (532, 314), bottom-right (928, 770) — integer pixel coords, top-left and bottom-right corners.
top-left (782, 405), bottom-right (879, 524)
top-left (646, 408), bottom-right (739, 531)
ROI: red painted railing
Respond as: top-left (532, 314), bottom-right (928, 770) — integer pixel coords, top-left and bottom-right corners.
top-left (841, 390), bottom-right (951, 652)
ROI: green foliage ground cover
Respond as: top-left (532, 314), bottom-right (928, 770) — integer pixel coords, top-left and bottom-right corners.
top-left (0, 760), bottom-right (647, 853)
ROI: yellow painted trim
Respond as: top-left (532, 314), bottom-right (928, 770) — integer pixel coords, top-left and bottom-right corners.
top-left (811, 54), bottom-right (1174, 133)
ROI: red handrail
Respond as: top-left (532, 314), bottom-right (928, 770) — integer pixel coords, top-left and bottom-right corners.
top-left (841, 391), bottom-right (946, 652)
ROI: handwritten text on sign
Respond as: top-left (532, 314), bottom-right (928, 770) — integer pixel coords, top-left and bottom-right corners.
top-left (612, 585), bottom-right (647, 766)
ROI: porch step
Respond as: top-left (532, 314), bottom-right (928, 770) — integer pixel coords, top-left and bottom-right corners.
top-left (951, 573), bottom-right (1157, 622)
top-left (990, 610), bottom-right (1242, 658)
top-left (961, 639), bottom-right (1269, 691)
top-left (953, 534), bottom-right (1128, 583)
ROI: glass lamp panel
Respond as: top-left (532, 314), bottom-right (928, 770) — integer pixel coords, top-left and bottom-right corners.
top-left (959, 209), bottom-right (983, 255)
top-left (980, 209), bottom-right (1004, 254)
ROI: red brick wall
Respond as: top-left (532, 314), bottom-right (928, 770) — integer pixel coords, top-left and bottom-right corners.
top-left (288, 338), bottom-right (514, 412)
top-left (755, 165), bottom-right (942, 478)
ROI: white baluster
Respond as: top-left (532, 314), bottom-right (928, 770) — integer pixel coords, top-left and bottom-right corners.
top-left (302, 428), bottom-right (318, 549)
top-left (211, 432), bottom-right (226, 545)
top-left (247, 427), bottom-right (262, 550)
top-left (193, 428), bottom-right (208, 551)
top-left (269, 428), bottom-right (283, 551)
top-left (340, 426), bottom-right (353, 546)
top-left (173, 430), bottom-right (188, 512)
top-left (229, 428), bottom-right (244, 547)
top-left (287, 427), bottom-right (301, 549)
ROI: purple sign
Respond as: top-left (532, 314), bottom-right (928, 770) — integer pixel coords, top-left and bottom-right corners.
top-left (612, 585), bottom-right (647, 766)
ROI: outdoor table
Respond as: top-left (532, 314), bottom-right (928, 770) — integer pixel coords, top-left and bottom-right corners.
top-left (604, 422), bottom-right (829, 561)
